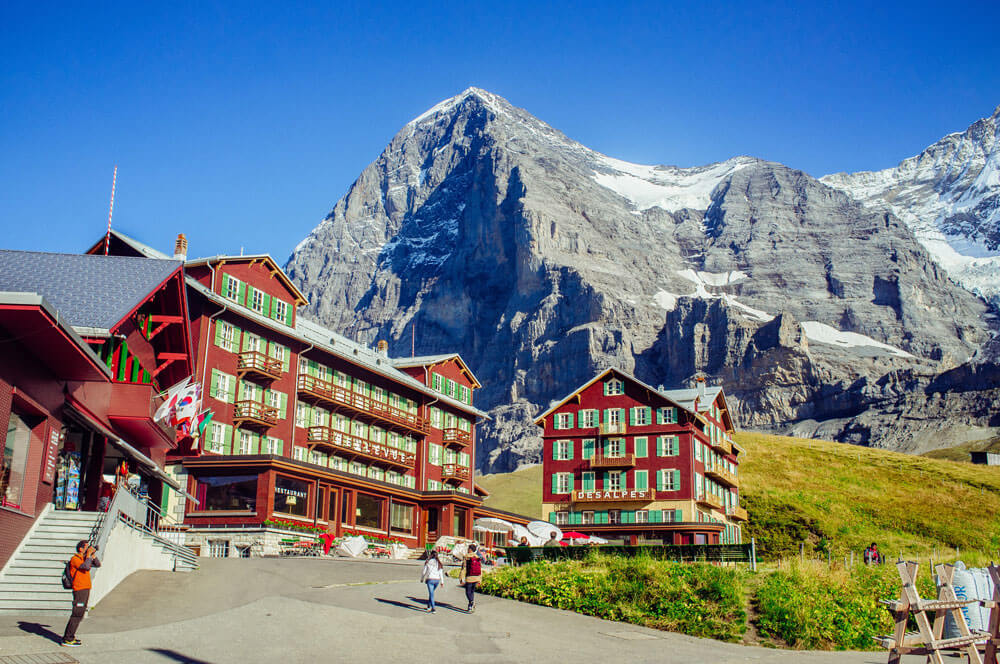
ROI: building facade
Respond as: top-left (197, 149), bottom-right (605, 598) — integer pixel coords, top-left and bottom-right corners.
top-left (536, 369), bottom-right (746, 545)
top-left (0, 250), bottom-right (195, 568)
top-left (95, 231), bottom-right (525, 554)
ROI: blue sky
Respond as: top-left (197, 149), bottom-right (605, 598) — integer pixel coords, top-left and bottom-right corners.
top-left (2, 1), bottom-right (998, 262)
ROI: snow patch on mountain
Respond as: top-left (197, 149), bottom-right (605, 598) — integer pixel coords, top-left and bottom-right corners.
top-left (652, 290), bottom-right (678, 311)
top-left (675, 269), bottom-right (774, 322)
top-left (592, 156), bottom-right (755, 213)
top-left (801, 321), bottom-right (914, 359)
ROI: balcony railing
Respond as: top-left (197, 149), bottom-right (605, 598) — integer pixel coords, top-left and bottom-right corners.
top-left (705, 466), bottom-right (739, 487)
top-left (441, 427), bottom-right (471, 449)
top-left (711, 438), bottom-right (733, 455)
top-left (297, 374), bottom-right (429, 434)
top-left (572, 488), bottom-right (652, 503)
top-left (727, 505), bottom-right (749, 522)
top-left (237, 351), bottom-right (283, 382)
top-left (441, 464), bottom-right (470, 483)
top-left (588, 454), bottom-right (636, 469)
top-left (599, 422), bottom-right (627, 436)
top-left (233, 400), bottom-right (279, 429)
top-left (306, 426), bottom-right (415, 469)
top-left (696, 493), bottom-right (724, 510)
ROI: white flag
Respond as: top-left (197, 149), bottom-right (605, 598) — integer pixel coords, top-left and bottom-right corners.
top-left (153, 377), bottom-right (191, 423)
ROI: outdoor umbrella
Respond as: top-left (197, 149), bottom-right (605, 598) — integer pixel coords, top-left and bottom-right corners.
top-left (587, 535), bottom-right (609, 544)
top-left (560, 531), bottom-right (591, 545)
top-left (473, 517), bottom-right (515, 533)
top-left (527, 520), bottom-right (563, 542)
top-left (510, 523), bottom-right (545, 546)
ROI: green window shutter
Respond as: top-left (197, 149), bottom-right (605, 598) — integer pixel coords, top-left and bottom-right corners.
top-left (552, 442), bottom-right (559, 461)
top-left (572, 512), bottom-right (582, 525)
top-left (603, 438), bottom-right (610, 456)
top-left (649, 509), bottom-right (662, 524)
top-left (582, 439), bottom-right (594, 459)
top-left (226, 375), bottom-right (237, 403)
top-left (220, 273), bottom-right (230, 297)
top-left (603, 408), bottom-right (610, 424)
top-left (643, 407), bottom-right (652, 424)
top-left (598, 511), bottom-right (608, 525)
top-left (670, 407), bottom-right (678, 424)
top-left (567, 474), bottom-right (574, 492)
top-left (656, 408), bottom-right (664, 425)
top-left (549, 512), bottom-right (558, 524)
top-left (602, 471), bottom-right (610, 491)
top-left (284, 303), bottom-right (293, 326)
top-left (279, 393), bottom-right (288, 419)
top-left (209, 369), bottom-right (220, 398)
top-left (281, 345), bottom-right (291, 372)
top-left (214, 321), bottom-right (226, 348)
top-left (635, 470), bottom-right (647, 490)
top-left (566, 440), bottom-right (574, 461)
top-left (268, 296), bottom-right (277, 319)
top-left (628, 408), bottom-right (635, 425)
top-left (603, 381), bottom-right (609, 396)
top-left (670, 436), bottom-right (679, 456)
top-left (582, 472), bottom-right (594, 491)
top-left (672, 469), bottom-right (681, 491)
top-left (223, 424), bottom-right (233, 454)
top-left (656, 470), bottom-right (664, 491)
top-left (635, 437), bottom-right (647, 457)
top-left (237, 281), bottom-right (247, 306)
top-left (261, 293), bottom-right (271, 316)
top-left (655, 436), bottom-right (664, 457)
top-left (550, 474), bottom-right (559, 494)
top-left (673, 509), bottom-right (682, 522)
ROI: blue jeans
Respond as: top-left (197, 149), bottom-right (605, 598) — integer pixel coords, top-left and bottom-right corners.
top-left (426, 579), bottom-right (440, 610)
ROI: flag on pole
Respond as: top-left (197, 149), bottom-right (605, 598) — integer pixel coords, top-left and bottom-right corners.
top-left (171, 383), bottom-right (202, 430)
top-left (153, 377), bottom-right (192, 423)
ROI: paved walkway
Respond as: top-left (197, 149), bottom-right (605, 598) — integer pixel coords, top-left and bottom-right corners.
top-left (0, 558), bottom-right (913, 663)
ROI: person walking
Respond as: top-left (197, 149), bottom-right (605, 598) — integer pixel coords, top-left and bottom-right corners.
top-left (460, 543), bottom-right (484, 613)
top-left (420, 550), bottom-right (445, 613)
top-left (62, 540), bottom-right (101, 647)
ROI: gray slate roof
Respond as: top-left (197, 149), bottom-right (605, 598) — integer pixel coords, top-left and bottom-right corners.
top-left (0, 250), bottom-right (181, 331)
top-left (660, 386), bottom-right (724, 413)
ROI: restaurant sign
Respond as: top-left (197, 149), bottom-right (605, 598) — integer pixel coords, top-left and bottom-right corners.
top-left (573, 489), bottom-right (652, 502)
top-left (42, 428), bottom-right (63, 484)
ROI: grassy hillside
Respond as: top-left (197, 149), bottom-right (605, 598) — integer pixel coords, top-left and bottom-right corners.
top-left (479, 432), bottom-right (1000, 560)
top-left (920, 435), bottom-right (1000, 462)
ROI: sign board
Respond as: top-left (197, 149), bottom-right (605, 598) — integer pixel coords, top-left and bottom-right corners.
top-left (42, 428), bottom-right (62, 485)
top-left (573, 489), bottom-right (651, 502)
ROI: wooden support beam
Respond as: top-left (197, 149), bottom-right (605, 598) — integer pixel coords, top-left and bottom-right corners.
top-left (151, 357), bottom-right (177, 379)
top-left (148, 315), bottom-right (184, 323)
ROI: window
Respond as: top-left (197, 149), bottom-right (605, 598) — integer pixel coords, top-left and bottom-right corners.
top-left (458, 385), bottom-right (471, 404)
top-left (553, 439), bottom-right (573, 461)
top-left (582, 439), bottom-right (595, 459)
top-left (694, 440), bottom-right (704, 462)
top-left (608, 510), bottom-right (621, 525)
top-left (657, 436), bottom-right (679, 457)
top-left (264, 437), bottom-right (282, 455)
top-left (430, 408), bottom-right (442, 429)
top-left (238, 430), bottom-right (256, 455)
top-left (295, 402), bottom-right (310, 428)
top-left (606, 471), bottom-right (622, 491)
top-left (446, 378), bottom-right (456, 398)
top-left (249, 288), bottom-right (266, 314)
top-left (582, 511), bottom-right (595, 525)
top-left (196, 475), bottom-right (257, 511)
top-left (355, 493), bottom-right (384, 529)
top-left (224, 276), bottom-right (242, 302)
top-left (273, 299), bottom-right (288, 322)
top-left (274, 476), bottom-right (309, 517)
top-left (581, 471), bottom-right (596, 491)
top-left (631, 407), bottom-right (651, 425)
top-left (431, 373), bottom-right (444, 392)
top-left (208, 540), bottom-right (230, 558)
top-left (268, 343), bottom-right (288, 371)
top-left (606, 438), bottom-right (625, 457)
top-left (215, 322), bottom-right (239, 353)
top-left (634, 437), bottom-right (648, 458)
top-left (390, 503), bottom-right (414, 532)
top-left (553, 511), bottom-right (569, 526)
top-left (293, 446), bottom-right (306, 461)
top-left (657, 469), bottom-right (680, 492)
top-left (242, 332), bottom-right (262, 353)
top-left (552, 472), bottom-right (572, 494)
top-left (634, 469), bottom-right (648, 491)
top-left (606, 408), bottom-right (623, 425)
top-left (208, 422), bottom-right (229, 454)
top-left (636, 510), bottom-right (649, 524)
top-left (553, 412), bottom-right (573, 430)
top-left (2, 414), bottom-right (32, 509)
top-left (658, 407), bottom-right (678, 424)
top-left (578, 409), bottom-right (599, 428)
top-left (429, 443), bottom-right (442, 466)
top-left (604, 378), bottom-right (624, 396)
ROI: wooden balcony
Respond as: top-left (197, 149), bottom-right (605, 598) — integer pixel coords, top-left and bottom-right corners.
top-left (711, 437), bottom-right (733, 455)
top-left (297, 374), bottom-right (429, 435)
top-left (441, 463), bottom-right (470, 484)
top-left (237, 351), bottom-right (283, 382)
top-left (233, 400), bottom-right (278, 429)
top-left (441, 427), bottom-right (471, 450)
top-left (696, 493), bottom-right (724, 511)
top-left (727, 505), bottom-right (749, 522)
top-left (306, 426), bottom-right (415, 470)
top-left (588, 454), bottom-right (636, 469)
top-left (599, 422), bottom-right (626, 436)
top-left (572, 488), bottom-right (652, 503)
top-left (706, 466), bottom-right (739, 487)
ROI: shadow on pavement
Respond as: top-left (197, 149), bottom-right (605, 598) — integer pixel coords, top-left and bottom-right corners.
top-left (374, 597), bottom-right (427, 613)
top-left (405, 596), bottom-right (467, 613)
top-left (17, 620), bottom-right (62, 643)
top-left (148, 647), bottom-right (215, 663)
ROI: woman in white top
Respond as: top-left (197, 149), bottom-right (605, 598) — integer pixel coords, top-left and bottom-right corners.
top-left (420, 551), bottom-right (445, 612)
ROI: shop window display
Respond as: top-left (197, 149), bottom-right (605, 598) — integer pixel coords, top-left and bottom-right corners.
top-left (2, 414), bottom-right (32, 510)
top-left (355, 493), bottom-right (383, 529)
top-left (196, 475), bottom-right (258, 511)
top-left (273, 476), bottom-right (308, 517)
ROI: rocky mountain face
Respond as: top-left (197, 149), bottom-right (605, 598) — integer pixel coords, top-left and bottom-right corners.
top-left (286, 89), bottom-right (1000, 472)
top-left (822, 106), bottom-right (1000, 305)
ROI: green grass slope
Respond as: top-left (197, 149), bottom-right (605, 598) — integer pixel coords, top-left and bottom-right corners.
top-left (478, 432), bottom-right (1000, 561)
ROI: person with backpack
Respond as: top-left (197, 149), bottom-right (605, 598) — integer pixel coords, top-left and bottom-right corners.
top-left (459, 543), bottom-right (484, 613)
top-left (61, 539), bottom-right (101, 647)
top-left (419, 550), bottom-right (445, 612)
top-left (863, 542), bottom-right (883, 565)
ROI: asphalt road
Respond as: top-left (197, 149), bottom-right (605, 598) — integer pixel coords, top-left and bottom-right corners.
top-left (0, 558), bottom-right (915, 663)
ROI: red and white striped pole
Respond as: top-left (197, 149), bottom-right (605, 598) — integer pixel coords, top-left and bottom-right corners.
top-left (103, 165), bottom-right (117, 256)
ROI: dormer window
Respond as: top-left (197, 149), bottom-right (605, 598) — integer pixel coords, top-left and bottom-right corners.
top-left (224, 275), bottom-right (242, 302)
top-left (604, 378), bottom-right (624, 396)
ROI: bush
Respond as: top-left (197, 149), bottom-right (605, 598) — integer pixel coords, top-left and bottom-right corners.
top-left (480, 553), bottom-right (747, 642)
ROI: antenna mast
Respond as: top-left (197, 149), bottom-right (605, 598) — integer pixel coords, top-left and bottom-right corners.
top-left (103, 165), bottom-right (117, 256)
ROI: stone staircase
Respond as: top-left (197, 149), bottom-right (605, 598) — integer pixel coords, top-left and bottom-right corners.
top-left (0, 508), bottom-right (101, 615)
top-left (0, 506), bottom-right (199, 616)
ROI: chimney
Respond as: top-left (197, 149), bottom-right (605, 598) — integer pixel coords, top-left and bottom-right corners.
top-left (695, 375), bottom-right (706, 410)
top-left (376, 340), bottom-right (388, 355)
top-left (173, 233), bottom-right (188, 261)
